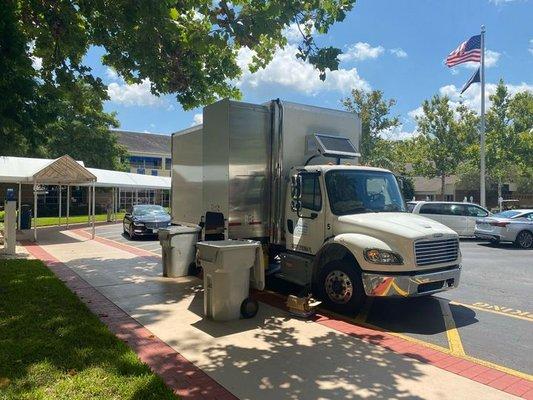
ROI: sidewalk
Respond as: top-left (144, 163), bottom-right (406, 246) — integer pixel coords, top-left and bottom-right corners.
top-left (21, 225), bottom-right (530, 399)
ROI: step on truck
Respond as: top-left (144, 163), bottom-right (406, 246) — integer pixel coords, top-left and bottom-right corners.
top-left (171, 98), bottom-right (461, 313)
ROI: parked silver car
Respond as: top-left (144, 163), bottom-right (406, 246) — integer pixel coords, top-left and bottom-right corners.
top-left (474, 209), bottom-right (533, 248)
top-left (407, 201), bottom-right (491, 237)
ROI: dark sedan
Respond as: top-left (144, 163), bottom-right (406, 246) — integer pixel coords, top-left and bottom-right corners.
top-left (123, 205), bottom-right (171, 239)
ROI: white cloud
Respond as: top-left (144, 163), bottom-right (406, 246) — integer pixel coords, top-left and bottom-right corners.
top-left (389, 48), bottom-right (408, 58)
top-left (439, 82), bottom-right (533, 113)
top-left (381, 125), bottom-right (419, 141)
top-left (237, 45), bottom-right (370, 95)
top-left (31, 55), bottom-right (42, 70)
top-left (407, 82), bottom-right (533, 121)
top-left (191, 113), bottom-right (203, 126)
top-left (107, 79), bottom-right (165, 107)
top-left (529, 39), bottom-right (533, 55)
top-left (408, 106), bottom-right (424, 120)
top-left (105, 67), bottom-right (119, 81)
top-left (283, 22), bottom-right (316, 44)
top-left (339, 42), bottom-right (385, 62)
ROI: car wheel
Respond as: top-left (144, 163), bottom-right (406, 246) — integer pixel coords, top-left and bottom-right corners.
top-left (515, 230), bottom-right (533, 249)
top-left (317, 259), bottom-right (366, 315)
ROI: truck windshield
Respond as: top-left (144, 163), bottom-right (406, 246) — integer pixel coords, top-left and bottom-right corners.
top-left (325, 170), bottom-right (406, 215)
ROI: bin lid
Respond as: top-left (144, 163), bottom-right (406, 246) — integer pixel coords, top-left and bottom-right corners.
top-left (197, 239), bottom-right (259, 249)
top-left (161, 225), bottom-right (201, 235)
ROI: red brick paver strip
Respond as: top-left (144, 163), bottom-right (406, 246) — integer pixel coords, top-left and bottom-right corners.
top-left (253, 290), bottom-right (533, 399)
top-left (22, 241), bottom-right (237, 400)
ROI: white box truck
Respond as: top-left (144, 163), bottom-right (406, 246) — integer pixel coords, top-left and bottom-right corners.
top-left (171, 98), bottom-right (461, 313)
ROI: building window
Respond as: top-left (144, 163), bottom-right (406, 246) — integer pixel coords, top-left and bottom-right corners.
top-left (445, 194), bottom-right (454, 201)
top-left (165, 158), bottom-right (171, 170)
top-left (137, 168), bottom-right (145, 175)
top-left (151, 169), bottom-right (158, 176)
top-left (128, 156), bottom-right (162, 169)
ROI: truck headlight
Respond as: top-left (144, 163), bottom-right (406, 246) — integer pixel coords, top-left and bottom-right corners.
top-left (364, 248), bottom-right (403, 265)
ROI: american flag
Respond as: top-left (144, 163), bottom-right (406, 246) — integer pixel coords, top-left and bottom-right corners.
top-left (445, 35), bottom-right (481, 67)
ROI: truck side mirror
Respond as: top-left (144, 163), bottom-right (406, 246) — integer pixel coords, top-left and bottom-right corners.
top-left (291, 199), bottom-right (302, 212)
top-left (291, 174), bottom-right (302, 200)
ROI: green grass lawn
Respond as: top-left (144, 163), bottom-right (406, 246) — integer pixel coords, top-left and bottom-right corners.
top-left (35, 213), bottom-right (125, 227)
top-left (0, 259), bottom-right (176, 400)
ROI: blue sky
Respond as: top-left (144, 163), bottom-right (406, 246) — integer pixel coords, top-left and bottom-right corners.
top-left (85, 0), bottom-right (533, 137)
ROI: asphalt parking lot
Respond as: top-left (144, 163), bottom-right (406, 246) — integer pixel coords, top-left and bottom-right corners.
top-left (87, 223), bottom-right (533, 378)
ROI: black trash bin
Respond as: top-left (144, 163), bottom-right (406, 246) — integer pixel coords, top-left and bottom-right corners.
top-left (20, 204), bottom-right (32, 229)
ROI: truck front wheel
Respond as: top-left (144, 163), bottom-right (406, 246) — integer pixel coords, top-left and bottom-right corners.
top-left (317, 260), bottom-right (366, 315)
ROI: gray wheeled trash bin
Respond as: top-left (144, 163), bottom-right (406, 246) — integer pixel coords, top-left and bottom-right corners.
top-left (197, 240), bottom-right (260, 321)
top-left (159, 225), bottom-right (201, 277)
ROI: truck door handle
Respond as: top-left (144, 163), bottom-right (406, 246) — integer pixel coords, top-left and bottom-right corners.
top-left (287, 219), bottom-right (294, 234)
top-left (310, 213), bottom-right (318, 219)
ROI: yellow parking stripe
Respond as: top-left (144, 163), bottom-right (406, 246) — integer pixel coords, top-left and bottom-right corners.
top-left (439, 300), bottom-right (466, 356)
top-left (261, 290), bottom-right (533, 381)
top-left (451, 301), bottom-right (533, 322)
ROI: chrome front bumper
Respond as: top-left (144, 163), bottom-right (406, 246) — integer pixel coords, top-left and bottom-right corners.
top-left (361, 266), bottom-right (461, 297)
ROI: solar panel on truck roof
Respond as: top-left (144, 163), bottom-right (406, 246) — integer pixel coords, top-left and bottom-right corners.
top-left (314, 134), bottom-right (360, 158)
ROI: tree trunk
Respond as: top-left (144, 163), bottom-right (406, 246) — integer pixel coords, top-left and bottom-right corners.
top-left (441, 174), bottom-right (446, 201)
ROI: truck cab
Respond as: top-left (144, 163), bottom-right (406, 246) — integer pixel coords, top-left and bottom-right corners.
top-left (282, 164), bottom-right (461, 313)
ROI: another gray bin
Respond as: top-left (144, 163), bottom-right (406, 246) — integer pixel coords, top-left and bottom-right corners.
top-left (159, 225), bottom-right (201, 277)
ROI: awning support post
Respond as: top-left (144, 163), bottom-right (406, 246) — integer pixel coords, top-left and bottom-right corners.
top-left (18, 182), bottom-right (22, 229)
top-left (58, 184), bottom-right (62, 226)
top-left (91, 182), bottom-right (96, 239)
top-left (33, 183), bottom-right (37, 242)
top-left (87, 186), bottom-right (91, 224)
top-left (66, 185), bottom-right (70, 229)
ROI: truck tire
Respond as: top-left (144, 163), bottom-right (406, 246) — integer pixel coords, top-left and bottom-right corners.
top-left (515, 230), bottom-right (533, 249)
top-left (317, 259), bottom-right (366, 315)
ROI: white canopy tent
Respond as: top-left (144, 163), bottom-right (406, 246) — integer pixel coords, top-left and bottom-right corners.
top-left (0, 155), bottom-right (171, 241)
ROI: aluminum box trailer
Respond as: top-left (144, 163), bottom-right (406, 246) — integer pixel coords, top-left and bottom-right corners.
top-left (171, 98), bottom-right (461, 314)
top-left (172, 98), bottom-right (361, 243)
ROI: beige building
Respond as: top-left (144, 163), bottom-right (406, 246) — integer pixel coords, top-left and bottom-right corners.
top-left (114, 130), bottom-right (171, 177)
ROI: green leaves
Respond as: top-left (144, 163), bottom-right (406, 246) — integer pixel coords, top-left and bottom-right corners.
top-left (342, 88), bottom-right (400, 167)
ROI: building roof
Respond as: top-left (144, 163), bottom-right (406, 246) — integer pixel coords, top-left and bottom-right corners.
top-left (113, 130), bottom-right (171, 155)
top-left (0, 156), bottom-right (170, 189)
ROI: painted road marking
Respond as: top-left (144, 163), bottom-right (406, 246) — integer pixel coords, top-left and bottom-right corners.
top-left (451, 301), bottom-right (533, 322)
top-left (261, 289), bottom-right (533, 381)
top-left (439, 299), bottom-right (466, 356)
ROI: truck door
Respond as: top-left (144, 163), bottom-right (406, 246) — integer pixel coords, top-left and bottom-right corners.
top-left (286, 172), bottom-right (326, 255)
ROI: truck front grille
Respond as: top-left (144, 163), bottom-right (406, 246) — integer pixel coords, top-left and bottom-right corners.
top-left (415, 238), bottom-right (459, 266)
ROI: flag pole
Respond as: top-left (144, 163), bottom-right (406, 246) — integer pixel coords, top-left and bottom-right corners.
top-left (480, 25), bottom-right (486, 208)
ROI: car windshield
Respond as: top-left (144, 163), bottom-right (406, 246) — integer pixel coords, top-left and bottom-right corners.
top-left (493, 210), bottom-right (520, 219)
top-left (133, 205), bottom-right (168, 216)
top-left (325, 170), bottom-right (406, 215)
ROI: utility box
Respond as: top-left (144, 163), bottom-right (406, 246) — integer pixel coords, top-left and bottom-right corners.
top-left (159, 225), bottom-right (201, 277)
top-left (197, 240), bottom-right (262, 321)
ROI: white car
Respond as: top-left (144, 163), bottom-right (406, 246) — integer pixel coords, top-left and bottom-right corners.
top-left (407, 201), bottom-right (491, 237)
top-left (475, 209), bottom-right (533, 248)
